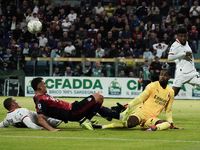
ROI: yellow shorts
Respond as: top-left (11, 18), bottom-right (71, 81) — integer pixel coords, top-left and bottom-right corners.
top-left (130, 109), bottom-right (160, 127)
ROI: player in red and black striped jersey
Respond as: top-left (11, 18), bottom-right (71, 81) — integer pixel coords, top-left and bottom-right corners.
top-left (31, 77), bottom-right (126, 131)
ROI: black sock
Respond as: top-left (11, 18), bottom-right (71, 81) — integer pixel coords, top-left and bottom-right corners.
top-left (98, 106), bottom-right (120, 120)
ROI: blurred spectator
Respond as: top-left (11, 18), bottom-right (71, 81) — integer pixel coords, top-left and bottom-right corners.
top-left (68, 25), bottom-right (77, 41)
top-left (152, 9), bottom-right (163, 25)
top-left (58, 9), bottom-right (66, 21)
top-left (73, 64), bottom-right (82, 76)
top-left (11, 24), bottom-right (22, 42)
top-left (189, 1), bottom-right (200, 23)
top-left (103, 16), bottom-right (113, 32)
top-left (129, 71), bottom-right (135, 78)
top-left (153, 43), bottom-right (168, 58)
top-left (60, 32), bottom-right (71, 47)
top-left (47, 34), bottom-right (57, 49)
top-left (51, 42), bottom-right (64, 58)
top-left (182, 18), bottom-right (192, 31)
top-left (51, 16), bottom-right (61, 32)
top-left (111, 17), bottom-right (125, 39)
top-left (160, 1), bottom-right (170, 17)
top-left (68, 9), bottom-right (77, 23)
top-left (16, 8), bottom-right (24, 23)
top-left (2, 49), bottom-right (13, 70)
top-left (0, 47), bottom-right (3, 58)
top-left (130, 14), bottom-right (140, 30)
top-left (115, 5), bottom-right (124, 16)
top-left (109, 43), bottom-right (119, 58)
top-left (75, 40), bottom-right (86, 57)
top-left (79, 8), bottom-right (87, 24)
top-left (161, 33), bottom-right (170, 44)
top-left (93, 16), bottom-right (103, 29)
top-left (176, 12), bottom-right (185, 25)
top-left (45, 9), bottom-right (54, 23)
top-left (83, 17), bottom-right (91, 30)
top-left (90, 9), bottom-right (97, 22)
top-left (53, 25), bottom-right (63, 42)
top-left (135, 1), bottom-right (148, 20)
top-left (37, 32), bottom-right (48, 47)
top-left (133, 34), bottom-right (145, 57)
top-left (82, 60), bottom-right (92, 76)
top-left (95, 45), bottom-right (104, 58)
top-left (0, 16), bottom-right (9, 34)
top-left (53, 67), bottom-right (62, 76)
top-left (105, 2), bottom-right (115, 17)
top-left (10, 16), bottom-right (18, 31)
top-left (195, 18), bottom-right (200, 37)
top-left (179, 1), bottom-right (190, 17)
top-left (122, 41), bottom-right (133, 57)
top-left (51, 3), bottom-right (59, 16)
top-left (160, 17), bottom-right (168, 31)
top-left (85, 23), bottom-right (98, 44)
top-left (20, 26), bottom-right (31, 43)
top-left (103, 31), bottom-right (115, 51)
top-left (132, 26), bottom-right (142, 39)
top-left (64, 66), bottom-right (74, 76)
top-left (97, 26), bottom-right (106, 40)
top-left (30, 43), bottom-right (42, 58)
top-left (61, 17), bottom-right (72, 32)
top-left (61, 1), bottom-right (71, 16)
top-left (165, 25), bottom-right (175, 39)
top-left (166, 10), bottom-right (176, 23)
top-left (43, 0), bottom-right (51, 14)
top-left (149, 56), bottom-right (162, 82)
top-left (19, 0), bottom-right (29, 13)
top-left (143, 47), bottom-right (154, 59)
top-left (119, 70), bottom-right (126, 77)
top-left (144, 20), bottom-right (155, 33)
top-left (33, 0), bottom-right (40, 14)
top-left (76, 26), bottom-right (87, 40)
top-left (148, 1), bottom-right (159, 15)
top-left (115, 38), bottom-right (123, 52)
top-left (37, 7), bottom-right (45, 19)
top-left (3, 5), bottom-right (14, 21)
top-left (73, 4), bottom-right (81, 15)
top-left (171, 17), bottom-right (179, 31)
top-left (139, 59), bottom-right (151, 91)
top-left (20, 17), bottom-right (27, 29)
top-left (95, 2), bottom-right (104, 15)
top-left (13, 46), bottom-right (25, 70)
top-left (86, 43), bottom-right (96, 58)
top-left (84, 2), bottom-right (92, 17)
top-left (22, 42), bottom-right (30, 57)
top-left (101, 63), bottom-right (114, 77)
top-left (92, 61), bottom-right (102, 77)
top-left (26, 12), bottom-right (39, 23)
top-left (64, 40), bottom-right (76, 57)
top-left (189, 25), bottom-right (198, 53)
top-left (121, 25), bottom-right (132, 42)
top-left (122, 10), bottom-right (132, 21)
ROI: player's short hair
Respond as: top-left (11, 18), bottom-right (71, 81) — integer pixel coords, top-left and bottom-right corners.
top-left (162, 69), bottom-right (171, 77)
top-left (4, 98), bottom-right (13, 110)
top-left (31, 77), bottom-right (43, 91)
top-left (176, 28), bottom-right (187, 34)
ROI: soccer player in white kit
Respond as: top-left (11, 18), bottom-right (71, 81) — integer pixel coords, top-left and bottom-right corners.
top-left (168, 28), bottom-right (200, 96)
top-left (0, 98), bottom-right (62, 130)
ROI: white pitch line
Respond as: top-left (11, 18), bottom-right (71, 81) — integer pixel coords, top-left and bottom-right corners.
top-left (0, 135), bottom-right (199, 143)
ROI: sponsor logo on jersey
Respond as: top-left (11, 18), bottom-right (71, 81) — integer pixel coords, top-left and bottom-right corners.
top-left (38, 104), bottom-right (42, 110)
top-left (87, 98), bottom-right (92, 101)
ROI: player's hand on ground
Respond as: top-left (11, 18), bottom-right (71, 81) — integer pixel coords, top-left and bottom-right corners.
top-left (186, 52), bottom-right (192, 56)
top-left (50, 128), bottom-right (61, 132)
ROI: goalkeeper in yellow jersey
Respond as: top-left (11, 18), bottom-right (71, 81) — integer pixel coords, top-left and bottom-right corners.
top-left (94, 69), bottom-right (182, 131)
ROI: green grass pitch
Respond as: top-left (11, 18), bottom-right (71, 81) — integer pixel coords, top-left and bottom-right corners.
top-left (0, 97), bottom-right (199, 150)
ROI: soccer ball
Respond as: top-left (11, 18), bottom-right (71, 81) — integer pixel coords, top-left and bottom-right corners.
top-left (28, 20), bottom-right (42, 34)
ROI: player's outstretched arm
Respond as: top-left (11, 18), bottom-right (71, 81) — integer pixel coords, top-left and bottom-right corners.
top-left (38, 114), bottom-right (61, 131)
top-left (0, 120), bottom-right (9, 128)
top-left (22, 116), bottom-right (44, 130)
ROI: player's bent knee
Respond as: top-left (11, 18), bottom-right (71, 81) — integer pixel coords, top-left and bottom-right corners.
top-left (127, 116), bottom-right (139, 128)
top-left (93, 93), bottom-right (104, 103)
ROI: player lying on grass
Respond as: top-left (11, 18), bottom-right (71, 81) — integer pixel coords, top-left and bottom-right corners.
top-left (0, 98), bottom-right (62, 130)
top-left (31, 77), bottom-right (129, 131)
top-left (94, 69), bottom-right (183, 131)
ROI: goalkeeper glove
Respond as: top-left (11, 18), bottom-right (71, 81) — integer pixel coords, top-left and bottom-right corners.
top-left (170, 123), bottom-right (184, 130)
top-left (111, 102), bottom-right (127, 113)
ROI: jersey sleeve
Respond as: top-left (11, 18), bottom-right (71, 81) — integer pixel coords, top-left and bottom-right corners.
top-left (36, 100), bottom-right (48, 114)
top-left (22, 117), bottom-right (43, 130)
top-left (168, 45), bottom-right (186, 61)
top-left (0, 119), bottom-right (10, 128)
top-left (143, 82), bottom-right (154, 96)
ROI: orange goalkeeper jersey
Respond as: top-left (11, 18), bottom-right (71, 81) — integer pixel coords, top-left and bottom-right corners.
top-left (134, 81), bottom-right (174, 118)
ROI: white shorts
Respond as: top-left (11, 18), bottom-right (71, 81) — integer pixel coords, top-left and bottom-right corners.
top-left (173, 71), bottom-right (200, 88)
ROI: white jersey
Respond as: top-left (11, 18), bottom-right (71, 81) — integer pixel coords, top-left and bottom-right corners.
top-left (0, 108), bottom-right (61, 130)
top-left (168, 39), bottom-right (196, 74)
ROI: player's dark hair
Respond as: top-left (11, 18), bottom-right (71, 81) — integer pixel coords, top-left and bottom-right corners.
top-left (31, 77), bottom-right (43, 91)
top-left (162, 69), bottom-right (171, 77)
top-left (4, 98), bottom-right (13, 110)
top-left (176, 28), bottom-right (187, 34)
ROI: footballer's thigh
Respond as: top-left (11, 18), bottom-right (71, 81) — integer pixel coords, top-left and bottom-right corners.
top-left (188, 73), bottom-right (200, 86)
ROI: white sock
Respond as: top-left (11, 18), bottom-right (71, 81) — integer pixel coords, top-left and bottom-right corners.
top-left (85, 119), bottom-right (90, 122)
top-left (119, 113), bottom-right (123, 120)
